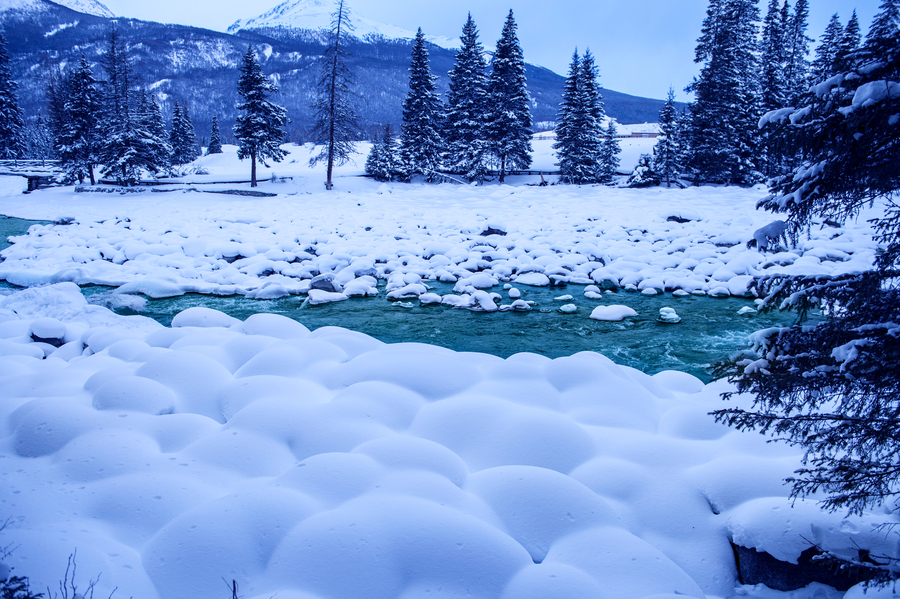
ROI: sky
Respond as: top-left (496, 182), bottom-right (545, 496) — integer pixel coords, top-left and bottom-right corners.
top-left (99, 0), bottom-right (882, 101)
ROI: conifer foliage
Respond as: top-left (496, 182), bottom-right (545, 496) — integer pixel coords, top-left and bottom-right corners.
top-left (0, 32), bottom-right (25, 160)
top-left (715, 0), bottom-right (900, 533)
top-left (554, 49), bottom-right (606, 184)
top-left (598, 120), bottom-right (621, 183)
top-left (234, 43), bottom-right (288, 188)
top-left (365, 123), bottom-right (399, 182)
top-left (652, 87), bottom-right (681, 187)
top-left (57, 55), bottom-right (101, 184)
top-left (443, 14), bottom-right (489, 183)
top-left (399, 28), bottom-right (444, 181)
top-left (309, 0), bottom-right (358, 190)
top-left (169, 101), bottom-right (199, 166)
top-left (486, 10), bottom-right (532, 182)
top-left (207, 115), bottom-right (223, 155)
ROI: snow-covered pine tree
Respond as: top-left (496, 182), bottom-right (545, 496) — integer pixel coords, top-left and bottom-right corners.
top-left (170, 101), bottom-right (199, 166)
top-left (136, 91), bottom-right (172, 173)
top-left (97, 30), bottom-right (170, 184)
top-left (652, 87), bottom-right (681, 187)
top-left (783, 0), bottom-right (812, 103)
top-left (837, 10), bottom-right (862, 73)
top-left (686, 0), bottom-right (761, 186)
top-left (309, 0), bottom-right (358, 190)
top-left (486, 10), bottom-right (532, 182)
top-left (0, 32), bottom-right (26, 160)
top-left (811, 14), bottom-right (845, 83)
top-left (23, 116), bottom-right (54, 162)
top-left (760, 0), bottom-right (788, 112)
top-left (399, 28), bottom-right (443, 181)
top-left (598, 120), bottom-right (621, 183)
top-left (365, 123), bottom-right (399, 182)
top-left (234, 43), bottom-right (288, 188)
top-left (207, 115), bottom-right (223, 155)
top-left (58, 55), bottom-right (100, 184)
top-left (554, 49), bottom-right (605, 184)
top-left (717, 1), bottom-right (900, 540)
top-left (443, 14), bottom-right (489, 183)
top-left (627, 153), bottom-right (660, 187)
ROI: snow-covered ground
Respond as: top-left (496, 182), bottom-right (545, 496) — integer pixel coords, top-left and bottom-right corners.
top-left (0, 143), bottom-right (893, 599)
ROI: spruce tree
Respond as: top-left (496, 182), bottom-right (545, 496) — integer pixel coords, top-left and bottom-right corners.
top-left (486, 10), bottom-right (532, 182)
top-left (717, 0), bottom-right (900, 538)
top-left (0, 32), bottom-right (25, 160)
top-left (784, 0), bottom-right (812, 103)
top-left (97, 30), bottom-right (170, 184)
top-left (365, 123), bottom-right (399, 182)
top-left (136, 91), bottom-right (172, 172)
top-left (58, 55), bottom-right (100, 184)
top-left (234, 43), bottom-right (288, 188)
top-left (443, 14), bottom-right (489, 183)
top-left (207, 115), bottom-right (223, 155)
top-left (170, 101), bottom-right (199, 166)
top-left (399, 28), bottom-right (443, 181)
top-left (837, 10), bottom-right (862, 72)
top-left (686, 0), bottom-right (761, 186)
top-left (554, 49), bottom-right (605, 184)
top-left (811, 14), bottom-right (845, 82)
top-left (652, 87), bottom-right (681, 187)
top-left (598, 120), bottom-right (621, 183)
top-left (554, 50), bottom-right (582, 183)
top-left (760, 0), bottom-right (788, 112)
top-left (309, 0), bottom-right (358, 190)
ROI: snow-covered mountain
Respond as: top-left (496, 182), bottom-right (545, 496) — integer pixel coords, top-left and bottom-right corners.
top-left (0, 0), bottom-right (113, 17)
top-left (227, 0), bottom-right (458, 49)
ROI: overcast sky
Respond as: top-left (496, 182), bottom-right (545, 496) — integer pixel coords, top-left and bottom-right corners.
top-left (100, 0), bottom-right (881, 100)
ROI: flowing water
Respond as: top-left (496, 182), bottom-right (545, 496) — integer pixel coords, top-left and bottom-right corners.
top-left (3, 215), bottom-right (803, 382)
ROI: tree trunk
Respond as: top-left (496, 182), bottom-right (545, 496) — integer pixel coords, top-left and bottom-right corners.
top-left (251, 147), bottom-right (257, 187)
top-left (89, 163), bottom-right (96, 186)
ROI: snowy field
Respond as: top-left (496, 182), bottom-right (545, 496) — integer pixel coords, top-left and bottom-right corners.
top-left (0, 141), bottom-right (893, 599)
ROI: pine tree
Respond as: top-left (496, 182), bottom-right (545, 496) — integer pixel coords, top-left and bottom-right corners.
top-left (0, 32), bottom-right (25, 160)
top-left (717, 0), bottom-right (900, 539)
top-left (652, 87), bottom-right (681, 187)
top-left (554, 49), bottom-right (605, 184)
top-left (58, 54), bottom-right (100, 184)
top-left (486, 10), bottom-right (532, 182)
top-left (760, 0), bottom-right (788, 112)
top-left (784, 0), bottom-right (812, 103)
top-left (443, 14), bottom-right (489, 183)
top-left (207, 115), bottom-right (223, 155)
top-left (234, 43), bottom-right (288, 188)
top-left (837, 10), bottom-right (862, 73)
top-left (309, 0), bottom-right (358, 190)
top-left (136, 91), bottom-right (172, 172)
top-left (627, 153), bottom-right (660, 187)
top-left (365, 123), bottom-right (399, 182)
top-left (598, 120), bottom-right (621, 183)
top-left (170, 101), bottom-right (199, 166)
top-left (399, 28), bottom-right (443, 181)
top-left (97, 30), bottom-right (170, 184)
top-left (686, 0), bottom-right (761, 186)
top-left (811, 14), bottom-right (845, 82)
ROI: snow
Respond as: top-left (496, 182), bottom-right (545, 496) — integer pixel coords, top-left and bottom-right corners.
top-left (0, 0), bottom-right (114, 17)
top-left (0, 141), bottom-right (893, 599)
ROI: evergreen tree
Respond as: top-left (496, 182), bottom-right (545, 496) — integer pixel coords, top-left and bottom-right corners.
top-left (0, 32), bottom-right (25, 160)
top-left (486, 10), bottom-right (532, 182)
top-left (309, 0), bottom-right (358, 190)
top-left (554, 49), bottom-right (605, 184)
top-left (365, 123), bottom-right (399, 182)
top-left (23, 116), bottom-right (54, 162)
top-left (652, 87), bottom-right (681, 187)
top-left (716, 0), bottom-right (900, 544)
top-left (627, 153), bottom-right (660, 187)
top-left (136, 91), bottom-right (172, 172)
top-left (58, 55), bottom-right (100, 184)
top-left (97, 30), bottom-right (169, 184)
top-left (170, 100), bottom-right (199, 165)
top-left (207, 115), bottom-right (223, 155)
top-left (234, 43), bottom-right (288, 188)
top-left (598, 120), bottom-right (621, 183)
top-left (760, 0), bottom-right (788, 112)
top-left (811, 14), bottom-right (845, 82)
top-left (837, 10), bottom-right (862, 72)
top-left (399, 28), bottom-right (443, 181)
top-left (686, 0), bottom-right (761, 186)
top-left (443, 14), bottom-right (489, 183)
top-left (783, 0), bottom-right (812, 102)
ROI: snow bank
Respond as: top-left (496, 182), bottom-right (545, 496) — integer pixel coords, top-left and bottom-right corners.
top-left (1, 284), bottom-right (895, 599)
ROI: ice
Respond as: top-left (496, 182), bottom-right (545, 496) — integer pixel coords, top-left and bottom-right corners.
top-left (589, 305), bottom-right (639, 321)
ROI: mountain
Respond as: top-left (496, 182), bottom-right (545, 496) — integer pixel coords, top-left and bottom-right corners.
top-left (0, 0), bottom-right (113, 18)
top-left (0, 0), bottom-right (677, 149)
top-left (227, 0), bottom-right (458, 50)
